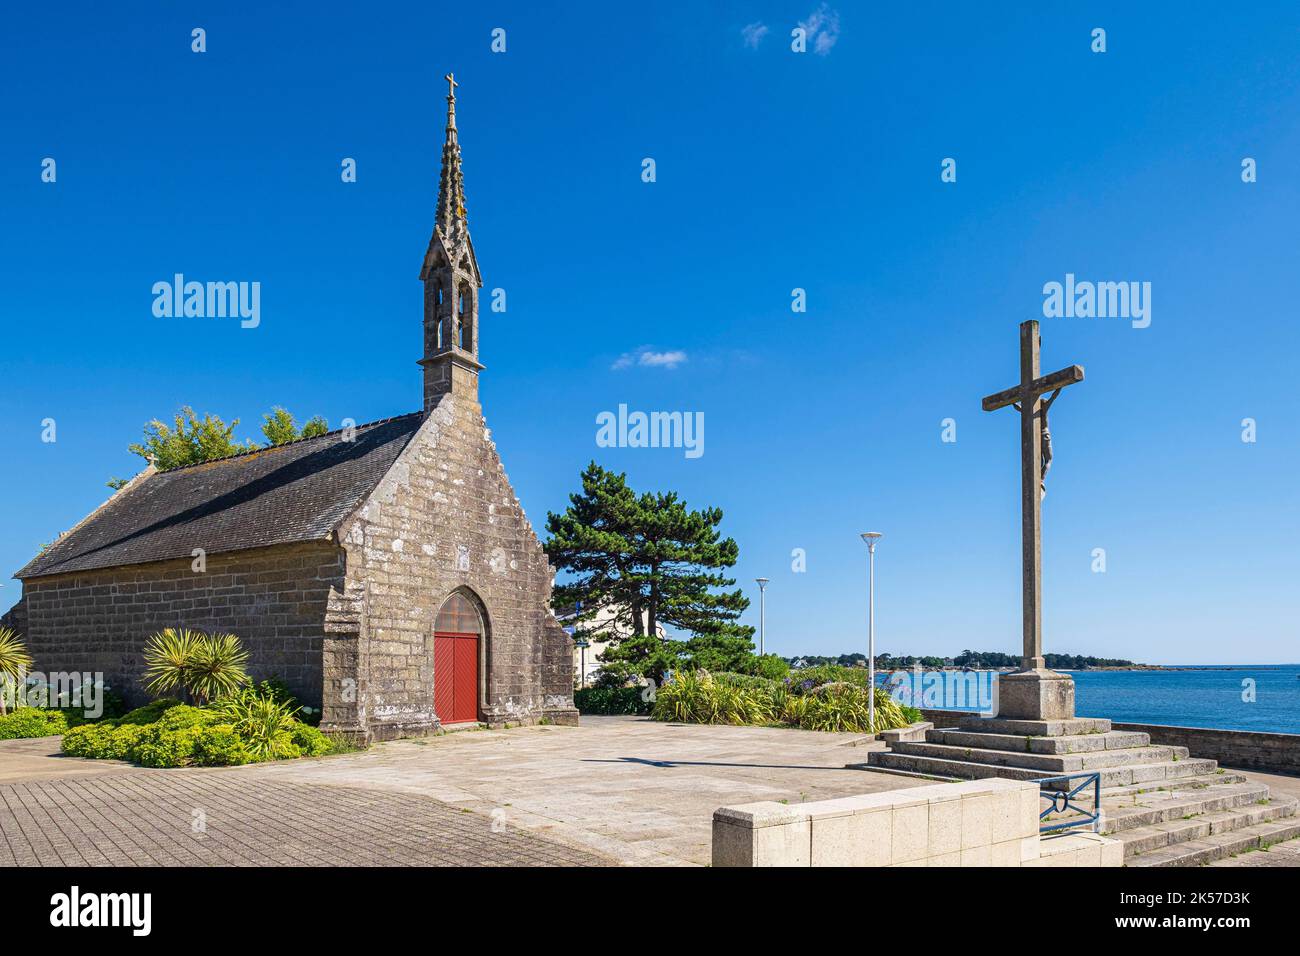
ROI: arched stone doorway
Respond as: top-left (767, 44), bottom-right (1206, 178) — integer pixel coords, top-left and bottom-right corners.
top-left (433, 590), bottom-right (485, 724)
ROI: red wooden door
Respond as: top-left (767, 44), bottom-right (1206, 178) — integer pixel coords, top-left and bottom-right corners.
top-left (434, 632), bottom-right (479, 723)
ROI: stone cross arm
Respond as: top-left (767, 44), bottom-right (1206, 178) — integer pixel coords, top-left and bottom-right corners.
top-left (981, 364), bottom-right (1084, 412)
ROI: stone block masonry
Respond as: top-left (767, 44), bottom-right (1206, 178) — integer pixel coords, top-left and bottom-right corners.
top-left (711, 778), bottom-right (1123, 867)
top-left (16, 541), bottom-right (343, 708)
top-left (1112, 722), bottom-right (1300, 777)
top-left (327, 390), bottom-right (578, 741)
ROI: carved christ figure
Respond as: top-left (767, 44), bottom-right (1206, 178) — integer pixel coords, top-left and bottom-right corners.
top-left (1015, 387), bottom-right (1062, 500)
top-left (1039, 388), bottom-right (1061, 499)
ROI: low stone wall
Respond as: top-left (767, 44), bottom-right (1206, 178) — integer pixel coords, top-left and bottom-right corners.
top-left (711, 778), bottom-right (1122, 867)
top-left (1112, 722), bottom-right (1300, 776)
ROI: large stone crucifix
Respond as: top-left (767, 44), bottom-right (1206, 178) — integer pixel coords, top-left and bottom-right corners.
top-left (981, 320), bottom-right (1084, 720)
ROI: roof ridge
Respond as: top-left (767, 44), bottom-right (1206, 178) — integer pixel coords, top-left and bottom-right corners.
top-left (156, 410), bottom-right (424, 474)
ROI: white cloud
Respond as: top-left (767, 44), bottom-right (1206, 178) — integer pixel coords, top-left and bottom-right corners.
top-left (741, 22), bottom-right (769, 49)
top-left (799, 4), bottom-right (841, 55)
top-left (612, 347), bottom-right (688, 371)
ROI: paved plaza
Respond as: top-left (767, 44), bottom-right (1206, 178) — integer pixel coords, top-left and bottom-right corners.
top-left (2, 716), bottom-right (1297, 867)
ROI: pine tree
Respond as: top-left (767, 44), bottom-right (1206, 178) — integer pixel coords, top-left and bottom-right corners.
top-left (545, 462), bottom-right (754, 681)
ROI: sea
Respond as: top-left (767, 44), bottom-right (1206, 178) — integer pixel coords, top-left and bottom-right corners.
top-left (1060, 665), bottom-right (1300, 735)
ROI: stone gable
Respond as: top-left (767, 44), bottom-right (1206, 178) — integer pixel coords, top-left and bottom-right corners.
top-left (323, 390), bottom-right (576, 740)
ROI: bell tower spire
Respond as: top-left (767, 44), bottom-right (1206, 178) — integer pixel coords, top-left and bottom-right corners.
top-left (420, 71), bottom-right (484, 411)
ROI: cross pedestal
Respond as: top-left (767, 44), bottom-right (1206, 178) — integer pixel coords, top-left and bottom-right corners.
top-left (981, 320), bottom-right (1084, 720)
top-left (997, 668), bottom-right (1075, 720)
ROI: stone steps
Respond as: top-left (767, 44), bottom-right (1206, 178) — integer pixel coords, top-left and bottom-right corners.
top-left (1101, 779), bottom-right (1268, 831)
top-left (868, 713), bottom-right (1296, 867)
top-left (1100, 770), bottom-right (1248, 798)
top-left (926, 728), bottom-right (1151, 755)
top-left (867, 750), bottom-right (1219, 789)
top-left (951, 715), bottom-right (1113, 737)
top-left (1127, 817), bottom-right (1300, 867)
top-left (890, 739), bottom-right (1187, 773)
top-left (1116, 796), bottom-right (1298, 859)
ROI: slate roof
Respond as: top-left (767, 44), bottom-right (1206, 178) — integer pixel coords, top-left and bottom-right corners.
top-left (17, 413), bottom-right (425, 579)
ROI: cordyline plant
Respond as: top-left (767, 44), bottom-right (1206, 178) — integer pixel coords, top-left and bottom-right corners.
top-left (143, 628), bottom-right (250, 705)
top-left (215, 689), bottom-right (300, 760)
top-left (0, 627), bottom-right (34, 716)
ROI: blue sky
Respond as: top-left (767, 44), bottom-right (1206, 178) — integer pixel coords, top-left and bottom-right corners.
top-left (2, 2), bottom-right (1297, 664)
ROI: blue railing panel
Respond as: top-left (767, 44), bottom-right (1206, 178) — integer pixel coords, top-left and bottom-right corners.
top-left (1032, 771), bottom-right (1101, 833)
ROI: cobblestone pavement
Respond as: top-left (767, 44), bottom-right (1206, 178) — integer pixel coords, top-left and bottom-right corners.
top-left (0, 768), bottom-right (610, 867)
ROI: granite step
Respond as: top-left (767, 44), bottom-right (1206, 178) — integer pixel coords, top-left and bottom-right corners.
top-left (926, 728), bottom-right (1151, 755)
top-left (1101, 778), bottom-right (1264, 823)
top-left (866, 751), bottom-right (1219, 789)
top-left (1100, 770), bottom-right (1249, 798)
top-left (1115, 796), bottom-right (1298, 858)
top-left (1041, 777), bottom-right (1270, 833)
top-left (1127, 818), bottom-right (1300, 867)
top-left (952, 715), bottom-right (1112, 737)
top-left (888, 739), bottom-right (1189, 773)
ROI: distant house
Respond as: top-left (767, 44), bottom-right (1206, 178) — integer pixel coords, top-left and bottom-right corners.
top-left (556, 603), bottom-right (665, 686)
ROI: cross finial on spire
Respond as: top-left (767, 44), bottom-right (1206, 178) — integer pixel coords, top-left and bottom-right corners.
top-left (445, 72), bottom-right (457, 99)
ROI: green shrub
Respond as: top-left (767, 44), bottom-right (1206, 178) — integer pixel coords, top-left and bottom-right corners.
top-left (574, 686), bottom-right (649, 715)
top-left (0, 708), bottom-right (69, 740)
top-left (288, 721), bottom-right (332, 757)
top-left (60, 692), bottom-right (334, 766)
top-left (116, 698), bottom-right (183, 725)
top-left (255, 676), bottom-right (322, 726)
top-left (61, 723), bottom-right (106, 757)
top-left (142, 628), bottom-right (250, 704)
top-left (191, 724), bottom-right (252, 766)
top-left (214, 689), bottom-right (300, 760)
top-left (186, 633), bottom-right (250, 705)
top-left (652, 670), bottom-right (774, 726)
top-left (648, 668), bottom-right (912, 734)
top-left (0, 627), bottom-right (33, 716)
top-left (794, 684), bottom-right (909, 733)
top-left (750, 654), bottom-right (791, 681)
top-left (154, 704), bottom-right (219, 731)
top-left (713, 672), bottom-right (779, 693)
top-left (788, 664), bottom-right (872, 693)
top-left (62, 723), bottom-right (150, 760)
top-left (132, 726), bottom-right (204, 768)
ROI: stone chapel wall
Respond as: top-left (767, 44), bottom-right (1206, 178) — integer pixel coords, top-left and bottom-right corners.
top-left (15, 541), bottom-right (342, 708)
top-left (333, 392), bottom-right (576, 741)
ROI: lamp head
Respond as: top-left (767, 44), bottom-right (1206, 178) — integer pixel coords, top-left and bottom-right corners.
top-left (860, 531), bottom-right (883, 551)
top-left (755, 577), bottom-right (769, 590)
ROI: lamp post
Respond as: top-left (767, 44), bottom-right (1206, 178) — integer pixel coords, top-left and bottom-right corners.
top-left (575, 639), bottom-right (590, 688)
top-left (755, 578), bottom-right (769, 656)
top-left (860, 532), bottom-right (883, 731)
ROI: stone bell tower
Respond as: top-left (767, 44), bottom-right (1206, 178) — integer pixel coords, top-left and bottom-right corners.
top-left (419, 72), bottom-right (484, 410)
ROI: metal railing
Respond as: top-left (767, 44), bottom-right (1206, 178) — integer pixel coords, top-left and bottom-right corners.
top-left (1034, 771), bottom-right (1101, 833)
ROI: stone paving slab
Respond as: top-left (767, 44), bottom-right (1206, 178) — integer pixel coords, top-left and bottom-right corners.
top-left (234, 715), bottom-right (921, 866)
top-left (0, 718), bottom-right (917, 867)
top-left (0, 736), bottom-right (149, 785)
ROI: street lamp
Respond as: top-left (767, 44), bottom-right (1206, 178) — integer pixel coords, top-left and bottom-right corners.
top-left (575, 638), bottom-right (591, 688)
top-left (754, 578), bottom-right (770, 656)
top-left (860, 532), bottom-right (883, 732)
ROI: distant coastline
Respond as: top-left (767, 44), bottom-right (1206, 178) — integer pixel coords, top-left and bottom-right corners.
top-left (788, 654), bottom-right (1297, 674)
